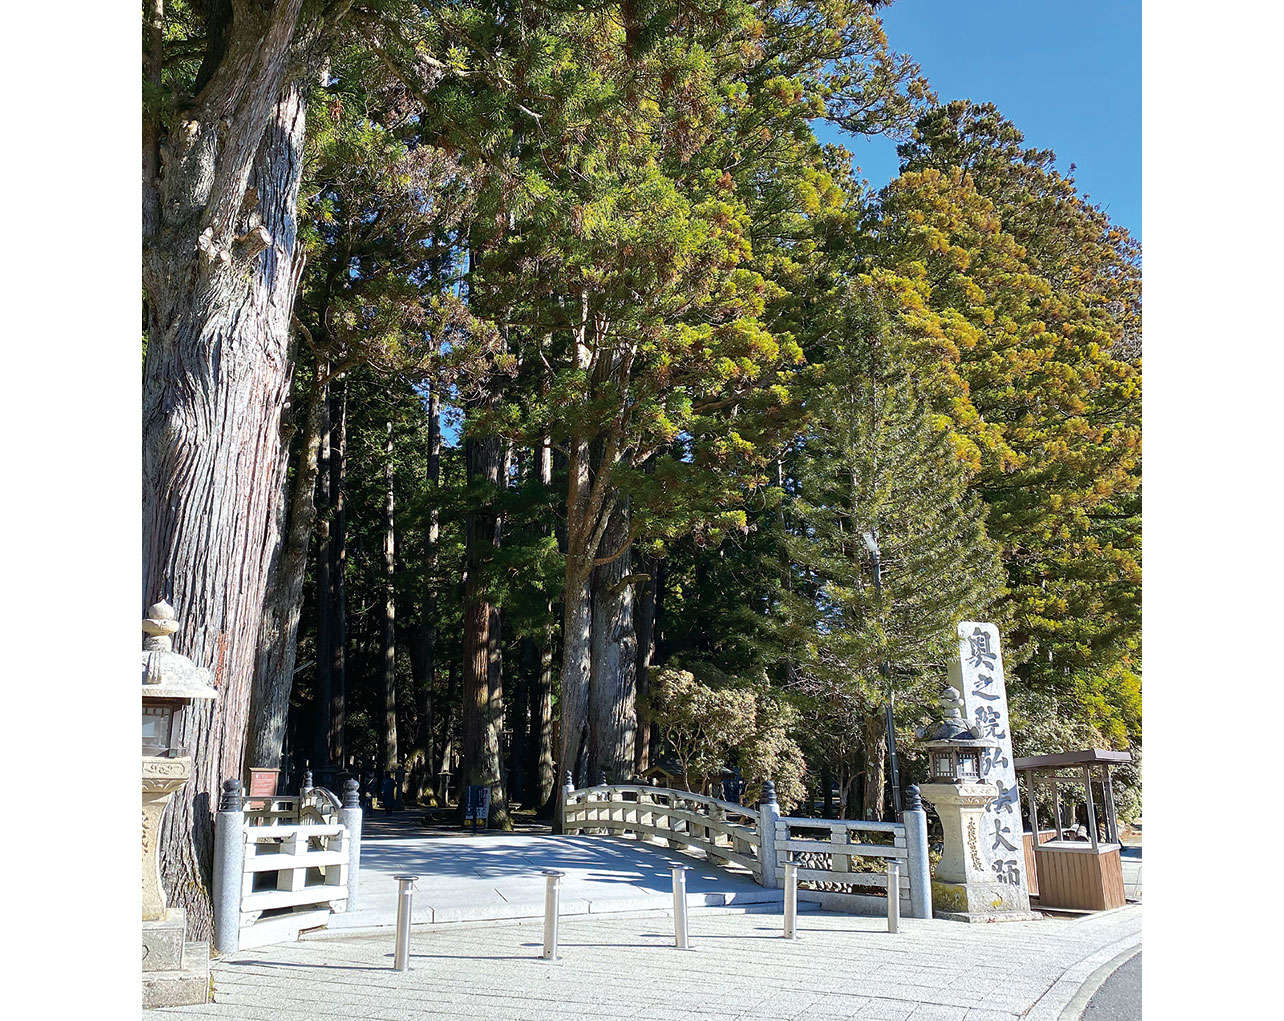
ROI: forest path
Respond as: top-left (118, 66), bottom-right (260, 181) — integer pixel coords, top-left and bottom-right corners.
top-left (326, 831), bottom-right (787, 931)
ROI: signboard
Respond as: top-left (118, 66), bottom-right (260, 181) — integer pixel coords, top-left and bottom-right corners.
top-left (246, 767), bottom-right (279, 811)
top-left (464, 784), bottom-right (491, 831)
top-left (950, 622), bottom-right (1031, 906)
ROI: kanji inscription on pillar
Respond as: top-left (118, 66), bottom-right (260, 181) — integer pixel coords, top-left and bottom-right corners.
top-left (950, 621), bottom-right (1031, 906)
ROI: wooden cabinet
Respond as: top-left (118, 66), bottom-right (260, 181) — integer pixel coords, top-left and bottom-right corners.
top-left (1032, 841), bottom-right (1126, 911)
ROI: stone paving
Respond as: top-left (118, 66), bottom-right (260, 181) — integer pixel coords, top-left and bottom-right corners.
top-left (156, 902), bottom-right (1142, 1020)
top-left (328, 833), bottom-right (787, 930)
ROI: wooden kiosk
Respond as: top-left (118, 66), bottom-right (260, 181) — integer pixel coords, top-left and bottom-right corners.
top-left (1014, 748), bottom-right (1132, 911)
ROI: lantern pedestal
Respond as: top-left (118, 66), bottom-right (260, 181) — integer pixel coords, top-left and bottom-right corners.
top-left (142, 756), bottom-right (191, 921)
top-left (140, 602), bottom-right (218, 1008)
top-left (921, 781), bottom-right (1037, 922)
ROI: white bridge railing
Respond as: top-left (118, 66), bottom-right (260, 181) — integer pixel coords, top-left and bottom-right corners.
top-left (564, 784), bottom-right (763, 876)
top-left (213, 778), bottom-right (364, 953)
top-left (561, 778), bottom-right (931, 919)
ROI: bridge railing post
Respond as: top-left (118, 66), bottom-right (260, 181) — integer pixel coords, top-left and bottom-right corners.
top-left (338, 778), bottom-right (363, 912)
top-left (903, 785), bottom-right (932, 919)
top-left (558, 772), bottom-right (575, 835)
top-left (756, 780), bottom-right (780, 889)
top-left (212, 779), bottom-right (245, 955)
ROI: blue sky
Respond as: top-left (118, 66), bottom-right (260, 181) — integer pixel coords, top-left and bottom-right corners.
top-left (817, 0), bottom-right (1142, 239)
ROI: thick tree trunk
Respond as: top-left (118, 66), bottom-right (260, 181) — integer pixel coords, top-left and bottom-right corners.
top-left (633, 553), bottom-right (659, 775)
top-left (558, 573), bottom-right (593, 798)
top-left (329, 383), bottom-right (347, 765)
top-left (589, 503), bottom-right (637, 783)
top-left (245, 361), bottom-right (326, 774)
top-left (383, 419), bottom-right (399, 772)
top-left (143, 41), bottom-right (307, 936)
top-left (862, 712), bottom-right (887, 822)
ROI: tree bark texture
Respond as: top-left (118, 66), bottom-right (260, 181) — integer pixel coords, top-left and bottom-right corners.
top-left (589, 503), bottom-right (637, 783)
top-left (245, 360), bottom-right (326, 774)
top-left (143, 13), bottom-right (308, 933)
top-left (383, 419), bottom-right (399, 772)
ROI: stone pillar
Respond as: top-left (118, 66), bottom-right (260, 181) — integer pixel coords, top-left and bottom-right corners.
top-left (756, 780), bottom-right (780, 889)
top-left (212, 779), bottom-right (246, 954)
top-left (902, 785), bottom-right (932, 920)
top-left (951, 621), bottom-right (1031, 908)
top-left (338, 778), bottom-right (363, 912)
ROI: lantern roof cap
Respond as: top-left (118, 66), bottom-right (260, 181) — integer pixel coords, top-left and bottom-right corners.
top-left (141, 602), bottom-right (218, 702)
top-left (919, 682), bottom-right (996, 749)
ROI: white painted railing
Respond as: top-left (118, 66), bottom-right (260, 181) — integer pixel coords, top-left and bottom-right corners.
top-left (237, 818), bottom-right (349, 948)
top-left (775, 816), bottom-right (911, 904)
top-left (214, 779), bottom-right (364, 953)
top-left (564, 784), bottom-right (763, 877)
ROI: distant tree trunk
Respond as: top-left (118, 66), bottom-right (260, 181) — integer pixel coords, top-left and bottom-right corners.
top-left (314, 366), bottom-right (333, 769)
top-left (590, 503), bottom-right (637, 783)
top-left (383, 419), bottom-right (399, 772)
top-left (535, 622), bottom-right (556, 803)
top-left (633, 553), bottom-right (659, 776)
top-left (460, 429), bottom-right (509, 826)
top-left (245, 359), bottom-right (326, 774)
top-left (413, 384), bottom-right (441, 752)
top-left (862, 712), bottom-right (887, 822)
top-left (513, 637), bottom-right (535, 803)
top-left (143, 18), bottom-right (308, 933)
top-left (328, 381), bottom-right (347, 766)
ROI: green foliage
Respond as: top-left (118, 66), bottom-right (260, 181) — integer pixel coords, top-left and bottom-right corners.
top-left (645, 667), bottom-right (807, 811)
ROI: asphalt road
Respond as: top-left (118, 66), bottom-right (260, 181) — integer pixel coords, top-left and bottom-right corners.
top-left (1083, 951), bottom-right (1142, 1020)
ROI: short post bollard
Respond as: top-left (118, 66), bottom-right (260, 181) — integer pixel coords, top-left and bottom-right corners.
top-left (783, 859), bottom-right (799, 940)
top-left (672, 865), bottom-right (691, 950)
top-left (393, 875), bottom-right (418, 971)
top-left (542, 869), bottom-right (565, 960)
top-left (887, 860), bottom-right (900, 934)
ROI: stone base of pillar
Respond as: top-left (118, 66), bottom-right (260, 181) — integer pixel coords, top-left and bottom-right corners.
top-left (141, 935), bottom-right (210, 1009)
top-left (921, 780), bottom-right (1034, 923)
top-left (930, 880), bottom-right (1042, 922)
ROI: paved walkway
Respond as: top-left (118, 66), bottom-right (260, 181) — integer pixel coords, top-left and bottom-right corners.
top-left (331, 833), bottom-right (786, 929)
top-left (158, 903), bottom-right (1141, 1019)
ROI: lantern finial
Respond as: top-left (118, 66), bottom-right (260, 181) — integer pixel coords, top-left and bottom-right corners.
top-left (143, 601), bottom-right (179, 651)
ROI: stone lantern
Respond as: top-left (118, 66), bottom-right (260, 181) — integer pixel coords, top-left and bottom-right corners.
top-left (141, 601), bottom-right (217, 1008)
top-left (921, 683), bottom-right (995, 784)
top-left (918, 682), bottom-right (1007, 920)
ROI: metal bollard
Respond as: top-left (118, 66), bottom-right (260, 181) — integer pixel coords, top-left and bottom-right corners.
top-left (887, 860), bottom-right (900, 934)
top-left (393, 875), bottom-right (418, 970)
top-left (783, 859), bottom-right (800, 940)
top-left (672, 865), bottom-right (692, 950)
top-left (542, 870), bottom-right (565, 960)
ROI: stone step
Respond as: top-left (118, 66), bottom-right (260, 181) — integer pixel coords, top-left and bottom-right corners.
top-left (239, 907), bottom-right (332, 950)
top-left (142, 941), bottom-right (209, 1009)
top-left (141, 909), bottom-right (187, 973)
